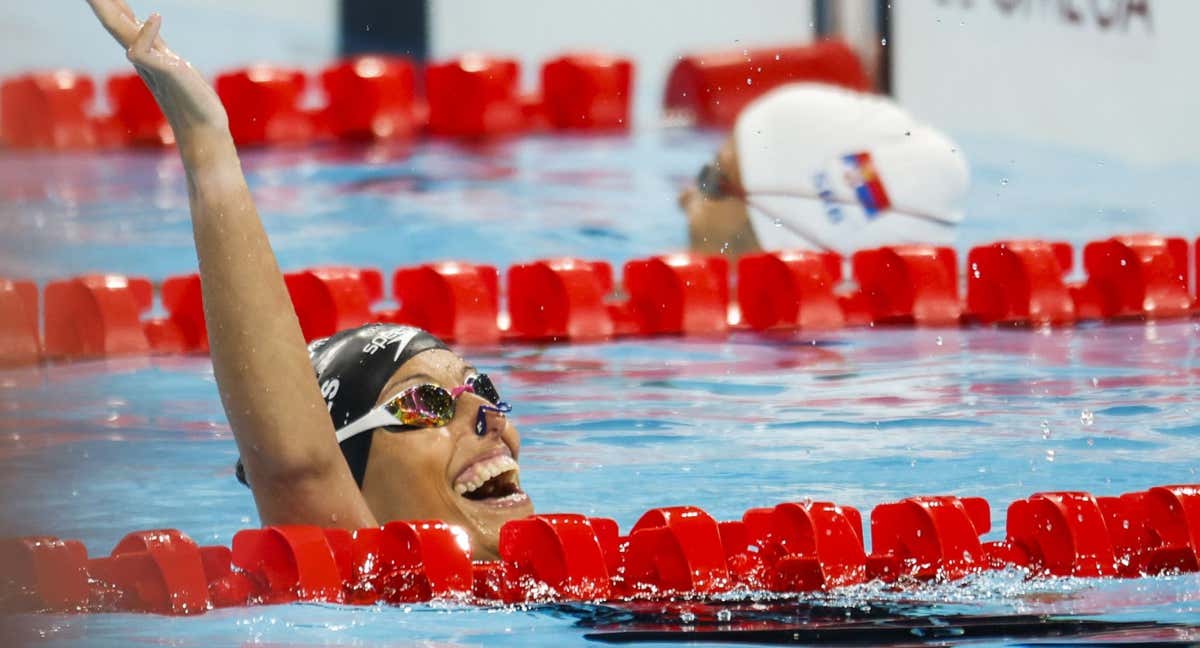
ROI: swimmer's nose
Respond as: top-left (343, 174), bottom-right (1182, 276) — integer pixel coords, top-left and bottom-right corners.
top-left (473, 403), bottom-right (508, 437)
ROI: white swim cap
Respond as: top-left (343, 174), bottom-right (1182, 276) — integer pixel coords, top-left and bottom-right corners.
top-left (733, 83), bottom-right (969, 254)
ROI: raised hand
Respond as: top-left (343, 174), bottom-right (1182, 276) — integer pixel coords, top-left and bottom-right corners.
top-left (85, 0), bottom-right (229, 139)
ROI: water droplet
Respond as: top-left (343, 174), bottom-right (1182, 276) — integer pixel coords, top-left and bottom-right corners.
top-left (1000, 178), bottom-right (1009, 186)
top-left (774, 53), bottom-right (781, 61)
top-left (773, 218), bottom-right (783, 227)
top-left (880, 37), bottom-right (888, 46)
top-left (1045, 449), bottom-right (1056, 462)
top-left (1040, 420), bottom-right (1052, 440)
top-left (935, 335), bottom-right (944, 346)
top-left (746, 77), bottom-right (753, 86)
top-left (1080, 409), bottom-right (1094, 426)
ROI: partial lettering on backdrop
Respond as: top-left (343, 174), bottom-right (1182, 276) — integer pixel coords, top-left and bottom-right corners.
top-left (935, 0), bottom-right (1153, 33)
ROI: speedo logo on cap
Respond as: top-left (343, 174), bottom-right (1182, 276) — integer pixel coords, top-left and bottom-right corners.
top-left (362, 325), bottom-right (422, 361)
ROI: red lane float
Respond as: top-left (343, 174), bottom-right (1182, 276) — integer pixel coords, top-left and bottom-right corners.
top-left (1081, 235), bottom-right (1191, 320)
top-left (391, 262), bottom-right (501, 344)
top-left (87, 530), bottom-right (212, 614)
top-left (0, 536), bottom-right (90, 611)
top-left (868, 496), bottom-right (991, 581)
top-left (106, 73), bottom-right (173, 146)
top-left (43, 274), bottom-right (152, 359)
top-left (621, 506), bottom-right (731, 596)
top-left (284, 267), bottom-right (383, 342)
top-left (622, 254), bottom-right (729, 336)
top-left (0, 71), bottom-right (97, 149)
top-left (738, 502), bottom-right (867, 591)
top-left (851, 245), bottom-right (961, 326)
top-left (663, 41), bottom-right (870, 129)
top-left (231, 525), bottom-right (343, 604)
top-left (156, 273), bottom-right (207, 353)
top-left (498, 514), bottom-right (612, 602)
top-left (214, 66), bottom-right (313, 147)
top-left (540, 54), bottom-right (633, 131)
top-left (737, 251), bottom-right (844, 330)
top-left (0, 279), bottom-right (41, 365)
top-left (3, 484), bottom-right (1199, 615)
top-left (1004, 492), bottom-right (1120, 577)
top-left (507, 258), bottom-right (614, 341)
top-left (425, 55), bottom-right (524, 138)
top-left (320, 56), bottom-right (419, 141)
top-left (966, 241), bottom-right (1076, 325)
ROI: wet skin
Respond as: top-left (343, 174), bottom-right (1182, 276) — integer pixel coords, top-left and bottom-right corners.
top-left (680, 137), bottom-right (762, 260)
top-left (358, 349), bottom-right (533, 561)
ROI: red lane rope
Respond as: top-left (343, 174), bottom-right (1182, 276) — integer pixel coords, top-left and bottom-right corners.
top-left (1, 235), bottom-right (1196, 366)
top-left (2, 484), bottom-right (1196, 614)
top-left (1, 41), bottom-right (870, 149)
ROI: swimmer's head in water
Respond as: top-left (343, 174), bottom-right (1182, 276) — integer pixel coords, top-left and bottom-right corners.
top-left (236, 323), bottom-right (533, 559)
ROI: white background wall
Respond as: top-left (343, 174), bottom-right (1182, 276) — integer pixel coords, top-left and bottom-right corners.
top-left (428, 0), bottom-right (815, 125)
top-left (894, 0), bottom-right (1200, 164)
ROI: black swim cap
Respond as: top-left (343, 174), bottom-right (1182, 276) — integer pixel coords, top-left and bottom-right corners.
top-left (235, 323), bottom-right (449, 488)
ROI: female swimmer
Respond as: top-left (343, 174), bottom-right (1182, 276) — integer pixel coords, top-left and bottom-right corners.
top-left (84, 0), bottom-right (533, 560)
top-left (681, 83), bottom-right (970, 259)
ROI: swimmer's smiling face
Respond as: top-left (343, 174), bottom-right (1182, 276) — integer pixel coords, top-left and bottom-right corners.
top-left (357, 349), bottom-right (533, 560)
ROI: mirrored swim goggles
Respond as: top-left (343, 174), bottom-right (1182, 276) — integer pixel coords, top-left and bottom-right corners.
top-left (334, 374), bottom-right (511, 443)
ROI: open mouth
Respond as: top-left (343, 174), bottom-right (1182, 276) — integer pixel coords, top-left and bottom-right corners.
top-left (454, 454), bottom-right (525, 503)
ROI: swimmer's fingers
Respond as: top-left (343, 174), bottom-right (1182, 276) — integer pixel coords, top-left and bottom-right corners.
top-left (126, 13), bottom-right (163, 68)
top-left (87, 0), bottom-right (170, 53)
top-left (86, 0), bottom-right (140, 48)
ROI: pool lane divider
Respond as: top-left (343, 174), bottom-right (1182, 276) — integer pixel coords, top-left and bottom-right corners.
top-left (1, 42), bottom-right (867, 149)
top-left (1, 484), bottom-right (1197, 615)
top-left (2, 234), bottom-right (1196, 366)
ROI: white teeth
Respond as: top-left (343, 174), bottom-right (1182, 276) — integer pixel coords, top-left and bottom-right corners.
top-left (454, 455), bottom-right (519, 496)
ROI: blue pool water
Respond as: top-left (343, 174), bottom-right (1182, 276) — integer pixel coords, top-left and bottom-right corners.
top-left (1, 131), bottom-right (1198, 646)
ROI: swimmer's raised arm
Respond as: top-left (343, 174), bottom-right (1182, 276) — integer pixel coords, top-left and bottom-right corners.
top-left (86, 1), bottom-right (375, 528)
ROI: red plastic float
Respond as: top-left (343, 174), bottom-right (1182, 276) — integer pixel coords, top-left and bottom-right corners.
top-left (0, 536), bottom-right (90, 611)
top-left (540, 54), bottom-right (633, 131)
top-left (851, 245), bottom-right (961, 325)
top-left (737, 250), bottom-right (844, 330)
top-left (622, 254), bottom-right (729, 336)
top-left (739, 502), bottom-right (867, 591)
top-left (43, 274), bottom-right (153, 359)
top-left (231, 525), bottom-right (343, 604)
top-left (106, 73), bottom-right (173, 146)
top-left (392, 262), bottom-right (501, 344)
top-left (966, 240), bottom-right (1076, 325)
top-left (0, 71), bottom-right (97, 149)
top-left (1081, 234), bottom-right (1191, 319)
top-left (284, 267), bottom-right (383, 342)
top-left (663, 41), bottom-right (869, 129)
top-left (86, 530), bottom-right (211, 614)
top-left (214, 66), bottom-right (313, 146)
top-left (1004, 492), bottom-right (1120, 577)
top-left (425, 55), bottom-right (524, 138)
top-left (868, 496), bottom-right (991, 581)
top-left (507, 258), bottom-right (614, 341)
top-left (621, 506), bottom-right (731, 596)
top-left (0, 279), bottom-right (41, 366)
top-left (320, 56), bottom-right (419, 140)
top-left (498, 514), bottom-right (612, 602)
top-left (153, 273), bottom-right (207, 353)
